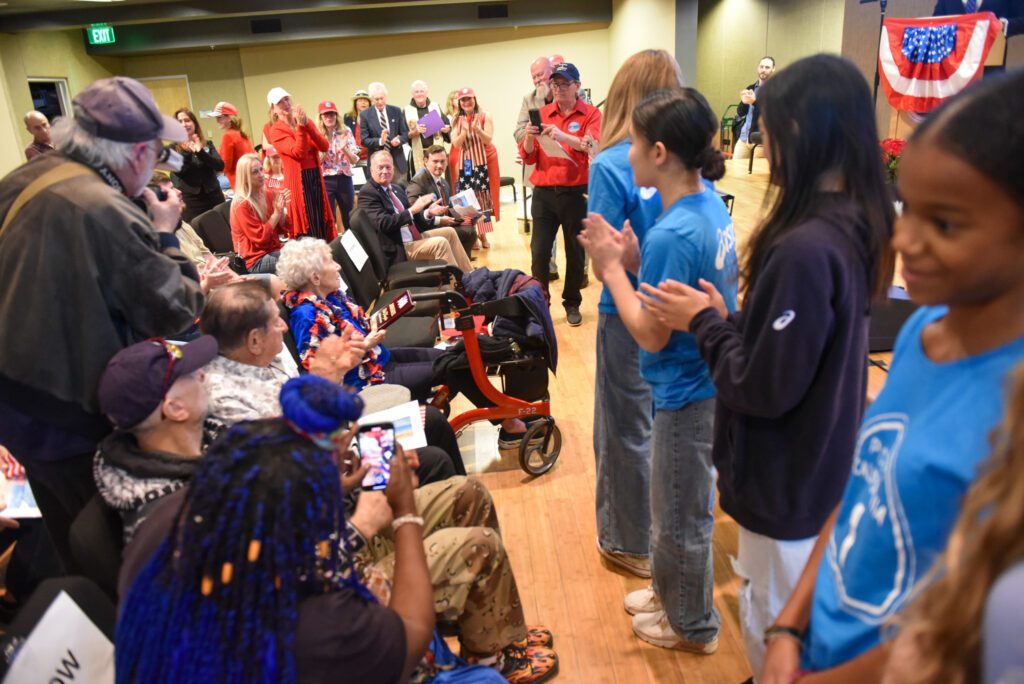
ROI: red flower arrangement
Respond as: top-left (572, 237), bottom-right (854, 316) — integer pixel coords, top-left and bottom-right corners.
top-left (880, 138), bottom-right (906, 183)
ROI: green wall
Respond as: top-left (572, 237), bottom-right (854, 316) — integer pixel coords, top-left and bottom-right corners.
top-left (0, 30), bottom-right (120, 175)
top-left (696, 0), bottom-right (844, 130)
top-left (121, 49), bottom-right (249, 151)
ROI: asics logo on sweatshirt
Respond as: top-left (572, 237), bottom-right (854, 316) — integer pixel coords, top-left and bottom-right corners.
top-left (773, 310), bottom-right (796, 330)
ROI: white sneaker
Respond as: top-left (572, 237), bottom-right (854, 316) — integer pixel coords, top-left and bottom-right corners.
top-left (631, 610), bottom-right (718, 654)
top-left (624, 586), bottom-right (661, 615)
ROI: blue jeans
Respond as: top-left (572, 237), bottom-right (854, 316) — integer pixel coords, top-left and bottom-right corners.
top-left (594, 313), bottom-right (654, 556)
top-left (651, 398), bottom-right (720, 644)
top-left (324, 173), bottom-right (355, 232)
top-left (249, 251), bottom-right (280, 274)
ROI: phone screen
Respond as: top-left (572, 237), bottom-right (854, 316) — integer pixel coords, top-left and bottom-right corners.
top-left (358, 424), bottom-right (396, 491)
top-left (528, 108), bottom-right (542, 128)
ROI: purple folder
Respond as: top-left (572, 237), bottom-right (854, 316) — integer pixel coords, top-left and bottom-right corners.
top-left (419, 110), bottom-right (445, 139)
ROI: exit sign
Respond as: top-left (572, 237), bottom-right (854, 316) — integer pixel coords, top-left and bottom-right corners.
top-left (87, 24), bottom-right (116, 45)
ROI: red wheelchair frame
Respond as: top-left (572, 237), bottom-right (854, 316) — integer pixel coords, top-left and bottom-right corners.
top-left (416, 291), bottom-right (562, 476)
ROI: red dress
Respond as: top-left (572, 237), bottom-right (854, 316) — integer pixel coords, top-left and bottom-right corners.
top-left (268, 118), bottom-right (336, 241)
top-left (230, 190), bottom-right (287, 269)
top-left (218, 129), bottom-right (255, 189)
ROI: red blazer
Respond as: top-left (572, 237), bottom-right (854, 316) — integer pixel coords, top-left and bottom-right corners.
top-left (230, 191), bottom-right (287, 269)
top-left (268, 119), bottom-right (335, 240)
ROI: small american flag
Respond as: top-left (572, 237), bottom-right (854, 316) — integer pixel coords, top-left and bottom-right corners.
top-left (477, 212), bottom-right (494, 235)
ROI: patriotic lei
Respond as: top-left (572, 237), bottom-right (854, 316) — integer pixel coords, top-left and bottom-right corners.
top-left (282, 289), bottom-right (386, 386)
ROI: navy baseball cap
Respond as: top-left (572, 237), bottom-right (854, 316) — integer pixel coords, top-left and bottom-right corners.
top-left (550, 62), bottom-right (580, 82)
top-left (98, 336), bottom-right (218, 430)
top-left (73, 76), bottom-right (187, 144)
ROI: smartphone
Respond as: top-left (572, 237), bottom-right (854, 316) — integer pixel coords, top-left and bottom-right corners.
top-left (358, 422), bottom-right (397, 491)
top-left (528, 108), bottom-right (542, 129)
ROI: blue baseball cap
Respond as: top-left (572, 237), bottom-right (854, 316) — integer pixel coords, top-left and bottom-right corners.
top-left (550, 62), bottom-right (580, 83)
top-left (98, 336), bottom-right (218, 430)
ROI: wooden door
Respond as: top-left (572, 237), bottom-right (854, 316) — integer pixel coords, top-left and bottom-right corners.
top-left (137, 76), bottom-right (192, 120)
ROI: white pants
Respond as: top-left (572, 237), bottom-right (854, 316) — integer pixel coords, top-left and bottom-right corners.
top-left (733, 526), bottom-right (816, 680)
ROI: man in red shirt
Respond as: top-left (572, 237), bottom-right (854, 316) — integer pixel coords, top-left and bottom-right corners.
top-left (519, 62), bottom-right (601, 326)
top-left (23, 110), bottom-right (54, 161)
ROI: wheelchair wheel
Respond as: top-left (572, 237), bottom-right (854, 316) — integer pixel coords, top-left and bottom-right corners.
top-left (518, 417), bottom-right (561, 476)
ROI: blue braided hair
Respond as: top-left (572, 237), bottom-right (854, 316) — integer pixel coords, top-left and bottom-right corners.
top-left (116, 376), bottom-right (371, 684)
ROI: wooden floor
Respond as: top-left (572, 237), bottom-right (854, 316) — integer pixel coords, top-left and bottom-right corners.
top-left (465, 158), bottom-right (773, 684)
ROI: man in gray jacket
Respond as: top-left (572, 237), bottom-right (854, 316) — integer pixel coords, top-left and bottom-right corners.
top-left (0, 76), bottom-right (203, 572)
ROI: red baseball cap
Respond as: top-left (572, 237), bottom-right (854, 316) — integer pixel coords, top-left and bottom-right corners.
top-left (318, 100), bottom-right (338, 115)
top-left (210, 101), bottom-right (238, 117)
top-left (457, 87), bottom-right (476, 99)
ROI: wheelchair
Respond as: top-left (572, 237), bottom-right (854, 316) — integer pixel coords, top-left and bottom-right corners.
top-left (413, 290), bottom-right (562, 477)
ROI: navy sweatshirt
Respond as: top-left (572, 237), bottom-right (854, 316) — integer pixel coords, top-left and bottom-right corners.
top-left (690, 195), bottom-right (873, 540)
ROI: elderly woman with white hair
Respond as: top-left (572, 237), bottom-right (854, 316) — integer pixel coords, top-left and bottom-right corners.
top-left (405, 80), bottom-right (451, 177)
top-left (277, 238), bottom-right (540, 448)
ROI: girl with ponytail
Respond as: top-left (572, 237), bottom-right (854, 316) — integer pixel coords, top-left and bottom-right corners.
top-left (635, 55), bottom-right (895, 676)
top-left (580, 86), bottom-right (739, 654)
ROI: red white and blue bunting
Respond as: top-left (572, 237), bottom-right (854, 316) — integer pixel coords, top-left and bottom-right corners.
top-left (878, 12), bottom-right (1000, 112)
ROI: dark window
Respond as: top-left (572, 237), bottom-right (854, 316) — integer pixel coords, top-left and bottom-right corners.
top-left (28, 81), bottom-right (65, 122)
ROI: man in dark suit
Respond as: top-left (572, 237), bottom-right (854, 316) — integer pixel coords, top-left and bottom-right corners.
top-left (407, 144), bottom-right (477, 258)
top-left (933, 0), bottom-right (1021, 36)
top-left (359, 82), bottom-right (411, 184)
top-left (358, 150), bottom-right (473, 272)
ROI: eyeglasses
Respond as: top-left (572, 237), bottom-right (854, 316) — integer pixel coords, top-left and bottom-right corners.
top-left (548, 80), bottom-right (577, 92)
top-left (148, 337), bottom-right (183, 400)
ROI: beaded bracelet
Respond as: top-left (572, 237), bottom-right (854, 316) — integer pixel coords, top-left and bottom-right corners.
top-left (763, 624), bottom-right (804, 649)
top-left (391, 514), bottom-right (425, 532)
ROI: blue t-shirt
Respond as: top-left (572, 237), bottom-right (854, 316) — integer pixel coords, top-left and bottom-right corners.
top-left (804, 306), bottom-right (1024, 671)
top-left (638, 186), bottom-right (738, 410)
top-left (587, 140), bottom-right (663, 316)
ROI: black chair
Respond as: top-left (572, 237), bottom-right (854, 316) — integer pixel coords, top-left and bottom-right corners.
top-left (190, 200), bottom-right (235, 254)
top-left (0, 576), bottom-right (116, 678)
top-left (68, 494), bottom-right (124, 600)
top-left (720, 103), bottom-right (738, 154)
top-left (277, 300), bottom-right (303, 366)
top-left (328, 234), bottom-right (438, 317)
top-left (716, 190), bottom-right (735, 215)
top-left (348, 208), bottom-right (454, 291)
top-left (328, 235), bottom-right (440, 349)
top-left (499, 176), bottom-right (517, 202)
top-left (747, 131), bottom-right (763, 175)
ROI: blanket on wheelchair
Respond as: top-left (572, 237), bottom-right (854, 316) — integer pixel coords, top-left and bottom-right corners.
top-left (461, 268), bottom-right (557, 372)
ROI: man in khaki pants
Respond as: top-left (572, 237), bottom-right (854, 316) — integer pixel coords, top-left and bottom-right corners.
top-left (732, 56), bottom-right (776, 161)
top-left (357, 150), bottom-right (473, 273)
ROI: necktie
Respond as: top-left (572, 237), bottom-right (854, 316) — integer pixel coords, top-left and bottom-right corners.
top-left (965, 0), bottom-right (977, 11)
top-left (378, 108), bottom-right (388, 135)
top-left (387, 186), bottom-right (421, 240)
top-left (435, 177), bottom-right (448, 204)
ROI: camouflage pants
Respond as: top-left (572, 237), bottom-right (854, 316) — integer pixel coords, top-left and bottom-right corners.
top-left (366, 476), bottom-right (527, 654)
